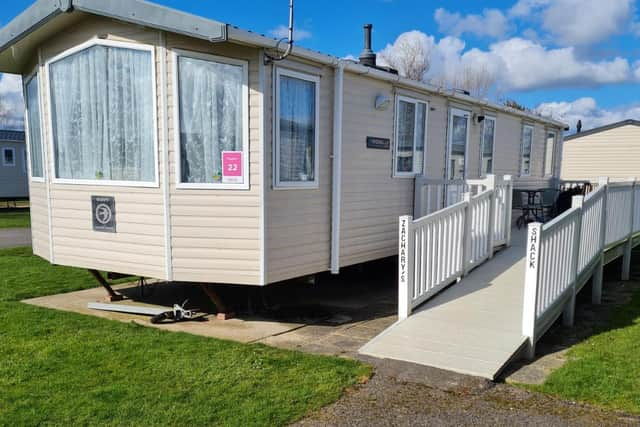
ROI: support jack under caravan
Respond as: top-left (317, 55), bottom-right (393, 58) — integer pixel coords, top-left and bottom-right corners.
top-left (87, 301), bottom-right (200, 324)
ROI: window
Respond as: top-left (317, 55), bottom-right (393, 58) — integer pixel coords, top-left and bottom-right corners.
top-left (480, 116), bottom-right (496, 176)
top-left (24, 73), bottom-right (44, 178)
top-left (275, 68), bottom-right (319, 188)
top-left (2, 147), bottom-right (15, 166)
top-left (174, 51), bottom-right (248, 188)
top-left (544, 131), bottom-right (556, 176)
top-left (520, 125), bottom-right (534, 176)
top-left (394, 96), bottom-right (427, 176)
top-left (47, 40), bottom-right (156, 185)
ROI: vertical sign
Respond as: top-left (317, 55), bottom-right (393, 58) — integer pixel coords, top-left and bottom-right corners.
top-left (222, 151), bottom-right (243, 184)
top-left (398, 215), bottom-right (411, 319)
top-left (522, 222), bottom-right (541, 355)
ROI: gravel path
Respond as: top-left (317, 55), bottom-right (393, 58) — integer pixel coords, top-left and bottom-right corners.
top-left (0, 227), bottom-right (31, 248)
top-left (295, 357), bottom-right (640, 426)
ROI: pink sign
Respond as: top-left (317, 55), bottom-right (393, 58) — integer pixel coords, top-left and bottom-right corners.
top-left (222, 151), bottom-right (243, 184)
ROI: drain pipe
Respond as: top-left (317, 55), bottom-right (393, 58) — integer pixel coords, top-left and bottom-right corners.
top-left (330, 60), bottom-right (345, 274)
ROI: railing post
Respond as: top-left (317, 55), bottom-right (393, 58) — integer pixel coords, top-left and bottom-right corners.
top-left (522, 222), bottom-right (542, 360)
top-left (563, 196), bottom-right (583, 327)
top-left (622, 177), bottom-right (636, 281)
top-left (462, 193), bottom-right (472, 275)
top-left (398, 215), bottom-right (414, 320)
top-left (592, 177), bottom-right (608, 304)
top-left (486, 174), bottom-right (496, 258)
top-left (504, 175), bottom-right (513, 247)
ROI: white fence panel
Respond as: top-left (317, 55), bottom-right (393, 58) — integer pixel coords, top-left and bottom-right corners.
top-left (605, 184), bottom-right (633, 246)
top-left (469, 190), bottom-right (493, 266)
top-left (493, 178), bottom-right (513, 246)
top-left (577, 187), bottom-right (604, 273)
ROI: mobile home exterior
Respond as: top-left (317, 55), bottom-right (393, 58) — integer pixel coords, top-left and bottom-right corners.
top-left (0, 0), bottom-right (565, 286)
top-left (561, 119), bottom-right (640, 181)
top-left (0, 130), bottom-right (28, 200)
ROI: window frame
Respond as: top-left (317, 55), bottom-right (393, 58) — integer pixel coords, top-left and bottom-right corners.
top-left (45, 38), bottom-right (159, 188)
top-left (479, 115), bottom-right (496, 177)
top-left (393, 95), bottom-right (428, 178)
top-left (544, 129), bottom-right (556, 177)
top-left (519, 124), bottom-right (534, 177)
top-left (2, 147), bottom-right (15, 167)
top-left (172, 49), bottom-right (250, 190)
top-left (273, 67), bottom-right (320, 189)
top-left (23, 69), bottom-right (45, 182)
top-left (446, 107), bottom-right (471, 180)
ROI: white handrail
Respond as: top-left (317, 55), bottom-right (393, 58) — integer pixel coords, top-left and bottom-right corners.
top-left (399, 174), bottom-right (513, 319)
top-left (522, 177), bottom-right (638, 359)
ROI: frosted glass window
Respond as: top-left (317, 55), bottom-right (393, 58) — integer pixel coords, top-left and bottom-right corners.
top-left (25, 75), bottom-right (43, 178)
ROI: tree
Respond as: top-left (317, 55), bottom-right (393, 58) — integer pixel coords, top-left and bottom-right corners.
top-left (502, 98), bottom-right (528, 111)
top-left (379, 31), bottom-right (432, 81)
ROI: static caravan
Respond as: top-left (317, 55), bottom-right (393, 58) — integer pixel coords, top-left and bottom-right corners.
top-left (0, 0), bottom-right (565, 294)
top-left (0, 130), bottom-right (28, 201)
top-left (562, 119), bottom-right (640, 181)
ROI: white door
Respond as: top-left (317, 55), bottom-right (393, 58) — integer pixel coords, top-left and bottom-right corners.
top-left (445, 108), bottom-right (470, 205)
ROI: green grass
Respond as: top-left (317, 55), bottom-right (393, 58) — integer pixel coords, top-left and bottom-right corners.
top-left (0, 247), bottom-right (371, 426)
top-left (529, 289), bottom-right (640, 414)
top-left (0, 209), bottom-right (30, 228)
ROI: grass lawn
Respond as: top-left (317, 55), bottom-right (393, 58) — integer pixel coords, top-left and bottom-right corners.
top-left (529, 288), bottom-right (640, 414)
top-left (0, 247), bottom-right (371, 426)
top-left (0, 209), bottom-right (30, 228)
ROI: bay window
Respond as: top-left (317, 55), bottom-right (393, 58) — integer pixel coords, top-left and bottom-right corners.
top-left (48, 40), bottom-right (156, 185)
top-left (520, 125), bottom-right (533, 176)
top-left (275, 68), bottom-right (319, 188)
top-left (395, 96), bottom-right (427, 176)
top-left (24, 74), bottom-right (44, 179)
top-left (480, 116), bottom-right (496, 176)
top-left (174, 51), bottom-right (248, 188)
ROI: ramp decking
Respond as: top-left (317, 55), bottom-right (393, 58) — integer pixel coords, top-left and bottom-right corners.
top-left (360, 228), bottom-right (528, 379)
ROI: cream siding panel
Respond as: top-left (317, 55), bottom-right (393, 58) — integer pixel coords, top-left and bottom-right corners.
top-left (39, 18), bottom-right (167, 279)
top-left (339, 73), bottom-right (412, 267)
top-left (166, 35), bottom-right (262, 285)
top-left (266, 61), bottom-right (333, 282)
top-left (561, 125), bottom-right (640, 180)
top-left (28, 181), bottom-right (49, 259)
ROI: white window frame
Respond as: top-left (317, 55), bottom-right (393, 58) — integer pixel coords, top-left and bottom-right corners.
top-left (273, 67), bottom-right (320, 189)
top-left (172, 49), bottom-right (250, 190)
top-left (520, 124), bottom-right (534, 177)
top-left (23, 69), bottom-right (45, 182)
top-left (2, 147), bottom-right (15, 167)
top-left (544, 129), bottom-right (556, 177)
top-left (479, 115), bottom-right (496, 177)
top-left (393, 95), bottom-right (428, 178)
top-left (446, 107), bottom-right (471, 180)
top-left (45, 38), bottom-right (159, 188)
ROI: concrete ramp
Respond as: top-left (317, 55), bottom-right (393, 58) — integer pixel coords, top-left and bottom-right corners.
top-left (360, 229), bottom-right (528, 379)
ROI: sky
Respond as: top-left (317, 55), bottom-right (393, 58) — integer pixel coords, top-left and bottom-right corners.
top-left (1, 0), bottom-right (640, 131)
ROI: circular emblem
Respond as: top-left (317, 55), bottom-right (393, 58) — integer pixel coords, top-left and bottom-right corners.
top-left (95, 203), bottom-right (113, 225)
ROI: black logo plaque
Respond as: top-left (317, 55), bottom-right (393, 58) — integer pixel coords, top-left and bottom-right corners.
top-left (92, 196), bottom-right (116, 233)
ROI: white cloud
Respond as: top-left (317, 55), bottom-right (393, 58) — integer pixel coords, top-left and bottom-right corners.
top-left (0, 73), bottom-right (24, 130)
top-left (434, 8), bottom-right (509, 39)
top-left (510, 0), bottom-right (634, 46)
top-left (535, 97), bottom-right (640, 131)
top-left (269, 25), bottom-right (312, 41)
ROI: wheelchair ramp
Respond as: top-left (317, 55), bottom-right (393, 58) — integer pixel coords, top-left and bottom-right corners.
top-left (360, 229), bottom-right (528, 380)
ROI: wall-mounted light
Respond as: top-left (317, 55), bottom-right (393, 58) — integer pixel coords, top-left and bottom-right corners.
top-left (475, 114), bottom-right (485, 124)
top-left (374, 95), bottom-right (391, 111)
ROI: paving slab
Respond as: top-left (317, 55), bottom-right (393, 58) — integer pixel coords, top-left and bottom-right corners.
top-left (0, 227), bottom-right (31, 248)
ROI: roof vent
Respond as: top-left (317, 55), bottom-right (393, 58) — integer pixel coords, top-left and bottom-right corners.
top-left (359, 24), bottom-right (376, 68)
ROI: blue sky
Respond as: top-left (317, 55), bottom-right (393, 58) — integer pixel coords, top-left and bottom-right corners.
top-left (2, 0), bottom-right (640, 130)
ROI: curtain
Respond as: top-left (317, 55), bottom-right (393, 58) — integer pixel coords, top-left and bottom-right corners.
top-left (396, 100), bottom-right (415, 173)
top-left (49, 45), bottom-right (154, 181)
top-left (279, 75), bottom-right (316, 182)
top-left (521, 127), bottom-right (533, 174)
top-left (178, 56), bottom-right (243, 183)
top-left (482, 118), bottom-right (495, 174)
top-left (414, 102), bottom-right (426, 174)
top-left (25, 75), bottom-right (43, 178)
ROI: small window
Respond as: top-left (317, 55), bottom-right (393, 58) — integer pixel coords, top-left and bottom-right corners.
top-left (2, 147), bottom-right (15, 166)
top-left (480, 116), bottom-right (496, 176)
top-left (394, 96), bottom-right (427, 176)
top-left (275, 68), bottom-right (319, 188)
top-left (520, 125), bottom-right (534, 176)
top-left (25, 73), bottom-right (44, 178)
top-left (544, 131), bottom-right (556, 176)
top-left (174, 50), bottom-right (248, 188)
top-left (48, 40), bottom-right (156, 185)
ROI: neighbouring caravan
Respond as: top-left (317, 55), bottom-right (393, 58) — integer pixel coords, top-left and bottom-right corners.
top-left (0, 0), bottom-right (565, 287)
top-left (562, 119), bottom-right (640, 181)
top-left (0, 130), bottom-right (28, 201)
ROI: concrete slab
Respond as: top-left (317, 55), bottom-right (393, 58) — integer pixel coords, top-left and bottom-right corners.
top-left (360, 228), bottom-right (529, 380)
top-left (0, 227), bottom-right (31, 248)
